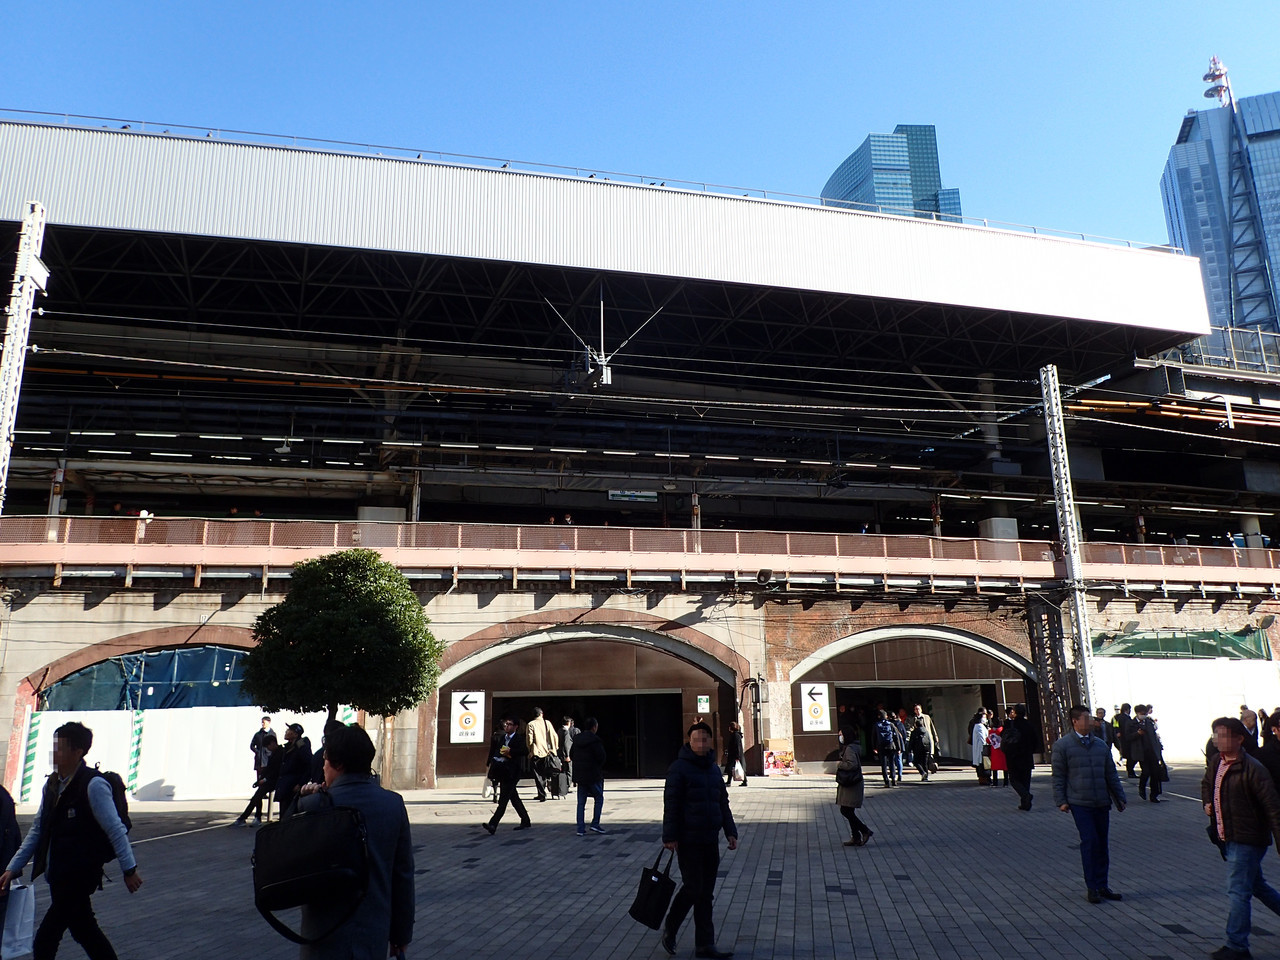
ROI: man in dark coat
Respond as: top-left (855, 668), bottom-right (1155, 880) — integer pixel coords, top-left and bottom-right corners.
top-left (275, 723), bottom-right (312, 818)
top-left (296, 723), bottom-right (414, 960)
top-left (232, 733), bottom-right (281, 825)
top-left (1114, 703), bottom-right (1137, 777)
top-left (569, 717), bottom-right (607, 836)
top-left (0, 784), bottom-right (19, 933)
top-left (661, 722), bottom-right (738, 960)
top-left (1202, 716), bottom-right (1280, 960)
top-left (1127, 705), bottom-right (1165, 803)
top-left (250, 715), bottom-right (275, 776)
top-left (483, 716), bottom-right (531, 834)
top-left (1003, 703), bottom-right (1037, 811)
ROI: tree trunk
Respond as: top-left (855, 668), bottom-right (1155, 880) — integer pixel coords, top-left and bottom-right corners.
top-left (327, 702), bottom-right (337, 724)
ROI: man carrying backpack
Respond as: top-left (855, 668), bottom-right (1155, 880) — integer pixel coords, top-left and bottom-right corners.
top-left (873, 710), bottom-right (904, 787)
top-left (0, 721), bottom-right (141, 960)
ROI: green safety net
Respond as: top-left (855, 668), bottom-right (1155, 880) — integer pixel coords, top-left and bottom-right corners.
top-left (1091, 628), bottom-right (1271, 660)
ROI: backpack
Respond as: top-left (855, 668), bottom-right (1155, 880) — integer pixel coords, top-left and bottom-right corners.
top-left (87, 767), bottom-right (132, 864)
top-left (876, 721), bottom-right (898, 752)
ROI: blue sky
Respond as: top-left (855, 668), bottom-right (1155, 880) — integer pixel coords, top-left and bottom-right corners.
top-left (8, 1), bottom-right (1279, 245)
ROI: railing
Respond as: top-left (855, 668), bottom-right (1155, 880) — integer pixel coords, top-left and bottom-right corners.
top-left (0, 516), bottom-right (1057, 562)
top-left (0, 518), bottom-right (1278, 593)
top-left (0, 109), bottom-right (1177, 252)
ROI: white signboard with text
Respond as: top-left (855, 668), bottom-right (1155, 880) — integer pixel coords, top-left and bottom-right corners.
top-left (450, 691), bottom-right (486, 744)
top-left (800, 683), bottom-right (831, 732)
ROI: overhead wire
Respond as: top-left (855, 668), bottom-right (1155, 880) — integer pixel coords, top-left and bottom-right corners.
top-left (36, 307), bottom-right (1049, 405)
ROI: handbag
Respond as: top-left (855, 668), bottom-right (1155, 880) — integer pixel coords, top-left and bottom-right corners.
top-left (835, 765), bottom-right (860, 787)
top-left (732, 761), bottom-right (745, 782)
top-left (1159, 760), bottom-right (1171, 783)
top-left (252, 798), bottom-right (370, 945)
top-left (2, 881), bottom-right (34, 959)
top-left (628, 848), bottom-right (677, 930)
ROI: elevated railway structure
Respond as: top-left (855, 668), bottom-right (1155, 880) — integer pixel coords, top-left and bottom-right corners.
top-left (0, 116), bottom-right (1271, 790)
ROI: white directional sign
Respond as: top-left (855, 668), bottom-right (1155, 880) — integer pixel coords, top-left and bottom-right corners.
top-left (800, 683), bottom-right (831, 732)
top-left (450, 691), bottom-right (486, 744)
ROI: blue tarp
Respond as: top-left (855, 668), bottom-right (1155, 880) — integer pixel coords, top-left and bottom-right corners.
top-left (41, 645), bottom-right (252, 710)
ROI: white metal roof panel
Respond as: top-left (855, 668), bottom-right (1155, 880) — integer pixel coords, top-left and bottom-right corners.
top-left (0, 122), bottom-right (1209, 337)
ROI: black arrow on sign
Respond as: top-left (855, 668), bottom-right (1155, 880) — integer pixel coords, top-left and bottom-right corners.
top-left (458, 694), bottom-right (476, 710)
top-left (806, 686), bottom-right (822, 701)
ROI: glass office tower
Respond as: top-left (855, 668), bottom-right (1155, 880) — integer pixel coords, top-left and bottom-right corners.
top-left (821, 124), bottom-right (962, 221)
top-left (1161, 90), bottom-right (1280, 337)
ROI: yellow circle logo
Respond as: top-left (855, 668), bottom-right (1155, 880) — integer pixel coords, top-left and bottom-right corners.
top-left (808, 703), bottom-right (823, 719)
top-left (459, 712), bottom-right (476, 730)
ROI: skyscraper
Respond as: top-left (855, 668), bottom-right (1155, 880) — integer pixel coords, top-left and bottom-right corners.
top-left (821, 124), bottom-right (962, 220)
top-left (1160, 59), bottom-right (1280, 337)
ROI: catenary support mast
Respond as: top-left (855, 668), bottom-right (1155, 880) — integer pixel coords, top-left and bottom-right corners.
top-left (0, 202), bottom-right (48, 515)
top-left (1040, 363), bottom-right (1095, 712)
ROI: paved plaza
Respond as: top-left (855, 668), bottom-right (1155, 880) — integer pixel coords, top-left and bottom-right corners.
top-left (15, 762), bottom-right (1253, 960)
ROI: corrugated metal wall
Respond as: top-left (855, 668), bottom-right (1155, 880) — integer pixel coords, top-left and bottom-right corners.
top-left (0, 122), bottom-right (1210, 337)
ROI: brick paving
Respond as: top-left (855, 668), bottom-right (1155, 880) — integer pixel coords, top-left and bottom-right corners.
top-left (15, 762), bottom-right (1254, 959)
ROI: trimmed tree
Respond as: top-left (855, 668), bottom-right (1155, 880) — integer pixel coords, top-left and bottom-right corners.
top-left (242, 548), bottom-right (444, 724)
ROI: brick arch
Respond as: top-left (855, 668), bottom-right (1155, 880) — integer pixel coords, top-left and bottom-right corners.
top-left (788, 623), bottom-right (1037, 683)
top-left (419, 608), bottom-right (752, 787)
top-left (437, 607), bottom-right (750, 681)
top-left (6, 624), bottom-right (257, 794)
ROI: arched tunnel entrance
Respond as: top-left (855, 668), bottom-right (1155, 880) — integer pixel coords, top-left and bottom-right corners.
top-left (789, 626), bottom-right (1040, 766)
top-left (435, 631), bottom-right (739, 780)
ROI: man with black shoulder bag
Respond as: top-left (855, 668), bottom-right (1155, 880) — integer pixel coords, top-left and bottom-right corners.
top-left (270, 723), bottom-right (414, 959)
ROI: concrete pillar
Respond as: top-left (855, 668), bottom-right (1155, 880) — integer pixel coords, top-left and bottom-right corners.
top-left (979, 516), bottom-right (1019, 540)
top-left (1242, 515), bottom-right (1265, 549)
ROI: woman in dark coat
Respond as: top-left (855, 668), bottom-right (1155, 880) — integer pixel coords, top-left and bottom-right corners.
top-left (835, 727), bottom-right (871, 846)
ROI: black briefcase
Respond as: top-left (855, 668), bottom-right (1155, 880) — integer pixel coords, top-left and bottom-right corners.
top-left (628, 848), bottom-right (677, 930)
top-left (252, 802), bottom-right (369, 944)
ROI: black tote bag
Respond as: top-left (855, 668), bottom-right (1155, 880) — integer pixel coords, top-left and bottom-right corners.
top-left (628, 848), bottom-right (677, 930)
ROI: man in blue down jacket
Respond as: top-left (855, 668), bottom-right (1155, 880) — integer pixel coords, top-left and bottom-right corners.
top-left (661, 722), bottom-right (738, 960)
top-left (1052, 704), bottom-right (1127, 904)
top-left (296, 723), bottom-right (414, 960)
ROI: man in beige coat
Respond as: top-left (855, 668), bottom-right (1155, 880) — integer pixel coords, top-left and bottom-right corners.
top-left (525, 707), bottom-right (560, 802)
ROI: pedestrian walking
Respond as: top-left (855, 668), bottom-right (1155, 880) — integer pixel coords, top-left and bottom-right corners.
top-left (873, 710), bottom-right (904, 787)
top-left (660, 722), bottom-right (738, 959)
top-left (483, 716), bottom-right (531, 834)
top-left (835, 728), bottom-right (871, 847)
top-left (1002, 703), bottom-right (1037, 810)
top-left (1115, 703), bottom-right (1137, 777)
top-left (570, 717), bottom-right (607, 836)
top-left (723, 722), bottom-right (746, 787)
top-left (1129, 705), bottom-right (1165, 803)
top-left (908, 704), bottom-right (940, 780)
top-left (0, 721), bottom-right (142, 960)
top-left (1051, 704), bottom-right (1127, 904)
top-left (1202, 716), bottom-right (1280, 960)
top-left (525, 706), bottom-right (559, 802)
